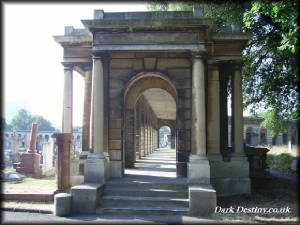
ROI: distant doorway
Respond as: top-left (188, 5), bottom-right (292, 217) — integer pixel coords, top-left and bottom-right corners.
top-left (159, 126), bottom-right (171, 148)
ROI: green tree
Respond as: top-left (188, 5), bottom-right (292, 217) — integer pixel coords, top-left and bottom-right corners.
top-left (2, 118), bottom-right (12, 131)
top-left (260, 110), bottom-right (289, 136)
top-left (148, 1), bottom-right (299, 123)
top-left (10, 109), bottom-right (55, 131)
top-left (243, 1), bottom-right (299, 120)
top-left (10, 109), bottom-right (33, 131)
top-left (32, 115), bottom-right (55, 131)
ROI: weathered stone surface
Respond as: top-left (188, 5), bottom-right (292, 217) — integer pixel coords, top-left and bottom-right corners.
top-left (108, 140), bottom-right (121, 150)
top-left (168, 68), bottom-right (191, 79)
top-left (109, 150), bottom-right (122, 160)
top-left (157, 58), bottom-right (191, 71)
top-left (110, 69), bottom-right (132, 80)
top-left (143, 57), bottom-right (156, 71)
top-left (109, 129), bottom-right (121, 140)
top-left (109, 109), bottom-right (122, 119)
top-left (110, 59), bottom-right (133, 69)
top-left (54, 193), bottom-right (72, 217)
top-left (189, 185), bottom-right (216, 215)
top-left (110, 119), bottom-right (122, 129)
top-left (71, 183), bottom-right (103, 213)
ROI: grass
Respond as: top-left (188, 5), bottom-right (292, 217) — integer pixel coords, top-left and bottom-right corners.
top-left (267, 145), bottom-right (299, 157)
top-left (214, 176), bottom-right (299, 223)
top-left (266, 153), bottom-right (298, 175)
top-left (2, 175), bottom-right (56, 194)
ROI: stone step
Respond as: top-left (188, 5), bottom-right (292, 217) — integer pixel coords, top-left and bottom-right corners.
top-left (103, 187), bottom-right (188, 198)
top-left (96, 205), bottom-right (189, 215)
top-left (100, 195), bottom-right (189, 208)
top-left (139, 157), bottom-right (176, 161)
top-left (105, 180), bottom-right (187, 190)
top-left (135, 160), bottom-right (176, 165)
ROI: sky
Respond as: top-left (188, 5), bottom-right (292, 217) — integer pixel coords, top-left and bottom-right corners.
top-left (3, 2), bottom-right (148, 128)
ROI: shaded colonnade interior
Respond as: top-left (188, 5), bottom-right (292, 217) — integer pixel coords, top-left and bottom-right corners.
top-left (123, 73), bottom-right (178, 176)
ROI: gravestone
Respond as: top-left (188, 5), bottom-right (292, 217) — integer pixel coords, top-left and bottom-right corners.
top-left (41, 139), bottom-right (55, 176)
top-left (11, 130), bottom-right (20, 164)
top-left (16, 123), bottom-right (43, 178)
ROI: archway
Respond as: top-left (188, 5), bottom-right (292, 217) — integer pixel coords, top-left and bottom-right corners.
top-left (123, 72), bottom-right (178, 174)
top-left (159, 126), bottom-right (171, 148)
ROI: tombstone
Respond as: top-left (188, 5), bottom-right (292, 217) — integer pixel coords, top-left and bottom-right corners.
top-left (16, 123), bottom-right (43, 178)
top-left (11, 130), bottom-right (20, 163)
top-left (41, 139), bottom-right (55, 176)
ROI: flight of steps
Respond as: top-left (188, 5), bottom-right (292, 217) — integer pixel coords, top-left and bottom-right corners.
top-left (96, 148), bottom-right (189, 215)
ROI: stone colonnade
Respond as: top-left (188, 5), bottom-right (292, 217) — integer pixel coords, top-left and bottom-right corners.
top-left (125, 95), bottom-right (159, 167)
top-left (60, 51), bottom-right (247, 189)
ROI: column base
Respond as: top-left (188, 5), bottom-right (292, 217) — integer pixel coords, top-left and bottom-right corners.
top-left (189, 184), bottom-right (216, 215)
top-left (84, 153), bottom-right (110, 183)
top-left (188, 155), bottom-right (211, 184)
top-left (71, 183), bottom-right (104, 214)
top-left (209, 152), bottom-right (251, 196)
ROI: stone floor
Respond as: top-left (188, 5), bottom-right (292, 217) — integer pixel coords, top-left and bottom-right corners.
top-left (125, 148), bottom-right (178, 178)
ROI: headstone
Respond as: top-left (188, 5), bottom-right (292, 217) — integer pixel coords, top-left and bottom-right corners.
top-left (16, 123), bottom-right (43, 178)
top-left (13, 130), bottom-right (19, 155)
top-left (41, 139), bottom-right (55, 176)
top-left (11, 131), bottom-right (20, 163)
top-left (291, 159), bottom-right (298, 172)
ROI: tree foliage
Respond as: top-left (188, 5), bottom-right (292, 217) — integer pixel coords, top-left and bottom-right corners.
top-left (2, 118), bottom-right (12, 131)
top-left (148, 1), bottom-right (299, 125)
top-left (260, 110), bottom-right (289, 136)
top-left (10, 109), bottom-right (55, 131)
top-left (243, 1), bottom-right (299, 120)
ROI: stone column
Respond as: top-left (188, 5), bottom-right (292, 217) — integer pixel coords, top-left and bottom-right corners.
top-left (84, 54), bottom-right (109, 183)
top-left (171, 127), bottom-right (175, 149)
top-left (232, 64), bottom-right (245, 155)
top-left (78, 65), bottom-right (92, 179)
top-left (140, 105), bottom-right (145, 157)
top-left (81, 65), bottom-right (92, 154)
top-left (62, 63), bottom-right (73, 134)
top-left (207, 64), bottom-right (222, 160)
top-left (188, 52), bottom-right (211, 184)
top-left (145, 105), bottom-right (148, 156)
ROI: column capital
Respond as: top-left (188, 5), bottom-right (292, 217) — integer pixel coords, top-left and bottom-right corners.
top-left (91, 51), bottom-right (109, 60)
top-left (83, 64), bottom-right (93, 72)
top-left (191, 51), bottom-right (206, 59)
top-left (61, 62), bottom-right (74, 70)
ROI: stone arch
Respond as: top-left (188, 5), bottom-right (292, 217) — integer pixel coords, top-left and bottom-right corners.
top-left (123, 71), bottom-right (178, 171)
top-left (124, 72), bottom-right (178, 109)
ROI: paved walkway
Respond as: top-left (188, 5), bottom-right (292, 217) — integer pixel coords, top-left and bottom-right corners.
top-left (125, 148), bottom-right (178, 178)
